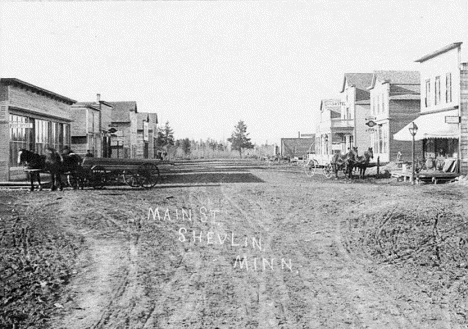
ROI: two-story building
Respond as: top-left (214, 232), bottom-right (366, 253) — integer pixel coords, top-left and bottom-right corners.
top-left (339, 73), bottom-right (374, 153)
top-left (315, 99), bottom-right (342, 165)
top-left (108, 101), bottom-right (138, 159)
top-left (369, 71), bottom-right (421, 162)
top-left (394, 42), bottom-right (468, 173)
top-left (0, 78), bottom-right (76, 181)
top-left (70, 94), bottom-right (114, 157)
top-left (136, 112), bottom-right (158, 159)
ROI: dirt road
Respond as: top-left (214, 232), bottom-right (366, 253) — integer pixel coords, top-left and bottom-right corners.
top-left (3, 160), bottom-right (468, 328)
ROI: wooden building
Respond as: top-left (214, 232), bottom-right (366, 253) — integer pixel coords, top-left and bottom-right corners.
top-left (394, 42), bottom-right (468, 174)
top-left (368, 71), bottom-right (422, 162)
top-left (315, 99), bottom-right (342, 165)
top-left (281, 137), bottom-right (314, 159)
top-left (339, 73), bottom-right (373, 153)
top-left (136, 112), bottom-right (158, 159)
top-left (108, 101), bottom-right (138, 159)
top-left (70, 94), bottom-right (114, 157)
top-left (0, 78), bottom-right (75, 181)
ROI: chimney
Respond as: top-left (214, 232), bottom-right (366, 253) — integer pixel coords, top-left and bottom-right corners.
top-left (96, 93), bottom-right (101, 103)
top-left (298, 131), bottom-right (301, 138)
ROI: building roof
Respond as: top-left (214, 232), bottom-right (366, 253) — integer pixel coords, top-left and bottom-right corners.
top-left (0, 78), bottom-right (76, 104)
top-left (137, 112), bottom-right (158, 129)
top-left (340, 73), bottom-right (373, 93)
top-left (71, 102), bottom-right (100, 111)
top-left (415, 42), bottom-right (463, 63)
top-left (369, 71), bottom-right (420, 89)
top-left (108, 101), bottom-right (138, 122)
top-left (390, 83), bottom-right (420, 95)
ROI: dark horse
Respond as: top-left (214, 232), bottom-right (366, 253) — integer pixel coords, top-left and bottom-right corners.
top-left (18, 148), bottom-right (83, 191)
top-left (352, 147), bottom-right (374, 179)
top-left (330, 149), bottom-right (356, 179)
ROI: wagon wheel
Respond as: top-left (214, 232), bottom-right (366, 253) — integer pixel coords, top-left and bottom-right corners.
top-left (67, 173), bottom-right (78, 189)
top-left (90, 166), bottom-right (106, 189)
top-left (323, 163), bottom-right (333, 179)
top-left (123, 170), bottom-right (142, 187)
top-left (137, 163), bottom-right (160, 188)
top-left (304, 159), bottom-right (317, 177)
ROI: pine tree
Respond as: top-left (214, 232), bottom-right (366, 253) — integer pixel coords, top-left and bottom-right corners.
top-left (181, 138), bottom-right (191, 155)
top-left (156, 121), bottom-right (175, 148)
top-left (227, 120), bottom-right (254, 158)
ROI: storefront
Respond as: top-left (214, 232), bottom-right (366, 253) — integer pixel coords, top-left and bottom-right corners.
top-left (394, 109), bottom-right (460, 170)
top-left (0, 78), bottom-right (75, 181)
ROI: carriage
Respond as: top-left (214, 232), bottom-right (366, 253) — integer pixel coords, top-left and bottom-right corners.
top-left (303, 147), bottom-right (375, 179)
top-left (81, 157), bottom-right (164, 189)
top-left (302, 157), bottom-right (341, 179)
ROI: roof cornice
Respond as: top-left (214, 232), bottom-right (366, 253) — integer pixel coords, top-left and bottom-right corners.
top-left (415, 42), bottom-right (462, 63)
top-left (1, 78), bottom-right (76, 104)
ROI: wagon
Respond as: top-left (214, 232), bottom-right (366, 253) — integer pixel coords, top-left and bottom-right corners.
top-left (81, 157), bottom-right (163, 189)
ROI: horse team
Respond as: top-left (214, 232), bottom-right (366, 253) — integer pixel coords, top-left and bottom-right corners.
top-left (330, 146), bottom-right (374, 179)
top-left (18, 148), bottom-right (84, 191)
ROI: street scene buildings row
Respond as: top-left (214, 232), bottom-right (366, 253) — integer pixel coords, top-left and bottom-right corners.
top-left (315, 42), bottom-right (468, 175)
top-left (0, 78), bottom-right (159, 181)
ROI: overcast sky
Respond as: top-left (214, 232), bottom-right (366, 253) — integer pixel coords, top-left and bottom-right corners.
top-left (1, 0), bottom-right (467, 145)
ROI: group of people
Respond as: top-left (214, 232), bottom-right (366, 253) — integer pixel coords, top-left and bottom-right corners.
top-left (397, 148), bottom-right (447, 171)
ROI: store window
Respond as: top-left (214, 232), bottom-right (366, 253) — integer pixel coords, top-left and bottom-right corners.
top-left (425, 79), bottom-right (431, 107)
top-left (435, 76), bottom-right (441, 105)
top-left (35, 119), bottom-right (49, 154)
top-left (446, 73), bottom-right (452, 103)
top-left (9, 115), bottom-right (33, 166)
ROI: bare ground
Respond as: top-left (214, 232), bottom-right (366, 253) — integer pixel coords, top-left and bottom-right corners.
top-left (2, 160), bottom-right (468, 328)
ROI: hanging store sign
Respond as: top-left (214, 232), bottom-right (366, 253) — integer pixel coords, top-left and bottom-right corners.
top-left (445, 116), bottom-right (461, 124)
top-left (365, 116), bottom-right (377, 121)
top-left (9, 122), bottom-right (33, 128)
top-left (366, 128), bottom-right (376, 133)
top-left (143, 121), bottom-right (149, 141)
top-left (365, 120), bottom-right (377, 127)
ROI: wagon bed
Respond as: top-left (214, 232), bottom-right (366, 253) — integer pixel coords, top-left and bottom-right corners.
top-left (81, 157), bottom-right (167, 189)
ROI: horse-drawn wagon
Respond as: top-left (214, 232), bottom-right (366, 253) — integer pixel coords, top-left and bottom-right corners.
top-left (18, 148), bottom-right (166, 191)
top-left (303, 147), bottom-right (375, 179)
top-left (81, 157), bottom-right (163, 189)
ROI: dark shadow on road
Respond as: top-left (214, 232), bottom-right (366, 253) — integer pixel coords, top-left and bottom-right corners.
top-left (162, 172), bottom-right (265, 184)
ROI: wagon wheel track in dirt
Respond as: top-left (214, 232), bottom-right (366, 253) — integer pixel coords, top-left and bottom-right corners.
top-left (338, 199), bottom-right (454, 328)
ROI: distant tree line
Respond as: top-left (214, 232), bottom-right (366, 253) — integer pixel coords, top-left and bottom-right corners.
top-left (155, 120), bottom-right (274, 160)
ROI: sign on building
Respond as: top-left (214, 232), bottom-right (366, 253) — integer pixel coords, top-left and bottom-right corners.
top-left (323, 99), bottom-right (342, 111)
top-left (9, 122), bottom-right (33, 128)
top-left (445, 116), bottom-right (461, 124)
top-left (111, 136), bottom-right (124, 146)
top-left (143, 121), bottom-right (149, 142)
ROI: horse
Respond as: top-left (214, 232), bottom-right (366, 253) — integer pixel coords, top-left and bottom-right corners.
top-left (330, 149), bottom-right (355, 179)
top-left (18, 148), bottom-right (83, 191)
top-left (352, 147), bottom-right (374, 178)
top-left (60, 151), bottom-right (84, 190)
top-left (18, 149), bottom-right (46, 191)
